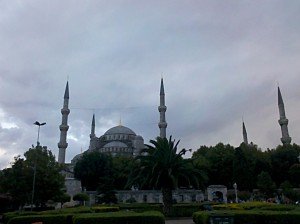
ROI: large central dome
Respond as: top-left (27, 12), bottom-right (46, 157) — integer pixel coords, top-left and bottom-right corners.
top-left (104, 125), bottom-right (136, 135)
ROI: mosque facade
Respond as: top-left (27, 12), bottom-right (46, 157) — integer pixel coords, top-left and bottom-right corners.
top-left (58, 78), bottom-right (167, 165)
top-left (57, 79), bottom-right (292, 204)
top-left (88, 115), bottom-right (145, 157)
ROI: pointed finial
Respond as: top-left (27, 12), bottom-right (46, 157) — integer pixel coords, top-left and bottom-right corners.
top-left (119, 115), bottom-right (122, 126)
top-left (92, 113), bottom-right (95, 126)
top-left (278, 86), bottom-right (284, 105)
top-left (64, 81), bottom-right (69, 99)
top-left (160, 78), bottom-right (165, 95)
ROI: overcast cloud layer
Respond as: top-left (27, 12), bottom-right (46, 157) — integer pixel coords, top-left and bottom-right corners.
top-left (1, 0), bottom-right (300, 168)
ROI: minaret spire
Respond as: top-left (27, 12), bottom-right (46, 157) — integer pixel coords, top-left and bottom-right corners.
top-left (90, 113), bottom-right (95, 138)
top-left (242, 121), bottom-right (248, 145)
top-left (58, 81), bottom-right (70, 164)
top-left (88, 113), bottom-right (97, 151)
top-left (158, 78), bottom-right (167, 138)
top-left (278, 86), bottom-right (291, 145)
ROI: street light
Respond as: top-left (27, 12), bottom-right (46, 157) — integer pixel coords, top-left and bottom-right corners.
top-left (34, 121), bottom-right (46, 146)
top-left (31, 121), bottom-right (46, 211)
top-left (233, 182), bottom-right (238, 203)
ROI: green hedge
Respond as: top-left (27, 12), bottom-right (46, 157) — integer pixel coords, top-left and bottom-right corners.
top-left (92, 206), bottom-right (119, 213)
top-left (73, 211), bottom-right (165, 224)
top-left (7, 214), bottom-right (72, 224)
top-left (193, 210), bottom-right (300, 224)
top-left (168, 204), bottom-right (204, 217)
top-left (3, 212), bottom-right (39, 224)
top-left (119, 203), bottom-right (210, 217)
top-left (40, 206), bottom-right (93, 215)
top-left (212, 202), bottom-right (298, 211)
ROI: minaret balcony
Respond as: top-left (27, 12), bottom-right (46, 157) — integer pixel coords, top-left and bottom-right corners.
top-left (61, 108), bottom-right (70, 114)
top-left (158, 106), bottom-right (167, 112)
top-left (58, 142), bottom-right (68, 148)
top-left (281, 137), bottom-right (292, 144)
top-left (278, 118), bottom-right (288, 126)
top-left (159, 122), bottom-right (167, 128)
top-left (59, 124), bottom-right (69, 131)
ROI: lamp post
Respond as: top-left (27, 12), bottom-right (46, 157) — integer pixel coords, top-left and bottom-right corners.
top-left (34, 121), bottom-right (46, 146)
top-left (31, 121), bottom-right (46, 211)
top-left (233, 182), bottom-right (238, 203)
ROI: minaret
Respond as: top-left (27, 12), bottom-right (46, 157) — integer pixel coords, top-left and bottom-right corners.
top-left (242, 121), bottom-right (248, 145)
top-left (58, 82), bottom-right (70, 164)
top-left (90, 114), bottom-right (96, 138)
top-left (278, 86), bottom-right (291, 144)
top-left (88, 114), bottom-right (97, 151)
top-left (158, 78), bottom-right (167, 138)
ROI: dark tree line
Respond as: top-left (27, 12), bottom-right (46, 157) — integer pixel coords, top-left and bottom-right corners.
top-left (192, 142), bottom-right (300, 191)
top-left (73, 141), bottom-right (300, 203)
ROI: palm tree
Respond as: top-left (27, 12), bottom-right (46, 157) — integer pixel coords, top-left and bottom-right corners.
top-left (128, 136), bottom-right (202, 215)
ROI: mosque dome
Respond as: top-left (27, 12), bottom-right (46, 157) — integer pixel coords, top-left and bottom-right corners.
top-left (104, 125), bottom-right (136, 136)
top-left (71, 153), bottom-right (83, 164)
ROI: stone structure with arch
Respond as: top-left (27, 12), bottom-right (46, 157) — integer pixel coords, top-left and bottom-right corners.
top-left (207, 185), bottom-right (227, 203)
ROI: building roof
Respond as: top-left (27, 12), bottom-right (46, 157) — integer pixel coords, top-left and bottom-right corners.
top-left (104, 125), bottom-right (136, 136)
top-left (103, 141), bottom-right (128, 148)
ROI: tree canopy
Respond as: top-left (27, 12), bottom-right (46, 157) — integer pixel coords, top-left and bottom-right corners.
top-left (127, 136), bottom-right (202, 215)
top-left (0, 145), bottom-right (65, 208)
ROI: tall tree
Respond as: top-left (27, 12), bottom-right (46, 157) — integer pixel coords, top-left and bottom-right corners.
top-left (127, 136), bottom-right (202, 215)
top-left (1, 146), bottom-right (65, 208)
top-left (111, 156), bottom-right (136, 190)
top-left (193, 143), bottom-right (235, 187)
top-left (74, 151), bottom-right (113, 191)
top-left (257, 171), bottom-right (276, 198)
top-left (233, 147), bottom-right (254, 190)
top-left (270, 144), bottom-right (300, 187)
top-left (1, 156), bottom-right (32, 208)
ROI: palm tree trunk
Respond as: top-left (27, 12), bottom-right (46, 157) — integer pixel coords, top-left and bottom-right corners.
top-left (162, 188), bottom-right (173, 216)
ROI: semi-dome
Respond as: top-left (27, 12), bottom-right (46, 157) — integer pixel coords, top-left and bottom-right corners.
top-left (104, 125), bottom-right (136, 136)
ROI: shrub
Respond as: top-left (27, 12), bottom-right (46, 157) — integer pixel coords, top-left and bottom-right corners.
top-left (119, 203), bottom-right (163, 213)
top-left (238, 191), bottom-right (251, 201)
top-left (7, 214), bottom-right (72, 224)
top-left (193, 210), bottom-right (300, 224)
top-left (73, 193), bottom-right (89, 205)
top-left (40, 206), bottom-right (93, 215)
top-left (193, 211), bottom-right (210, 224)
top-left (212, 202), bottom-right (282, 211)
top-left (72, 211), bottom-right (164, 224)
top-left (168, 204), bottom-right (205, 217)
top-left (3, 212), bottom-right (39, 224)
top-left (125, 197), bottom-right (137, 203)
top-left (92, 206), bottom-right (119, 213)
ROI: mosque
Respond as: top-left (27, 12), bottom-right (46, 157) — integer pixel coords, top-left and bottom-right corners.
top-left (56, 79), bottom-right (292, 204)
top-left (58, 78), bottom-right (168, 165)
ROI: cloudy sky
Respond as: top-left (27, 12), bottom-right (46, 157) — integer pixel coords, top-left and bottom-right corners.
top-left (0, 0), bottom-right (300, 168)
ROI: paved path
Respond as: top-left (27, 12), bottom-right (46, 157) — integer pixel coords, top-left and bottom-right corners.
top-left (165, 218), bottom-right (194, 224)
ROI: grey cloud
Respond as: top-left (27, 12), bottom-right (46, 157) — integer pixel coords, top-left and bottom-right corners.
top-left (0, 1), bottom-right (300, 168)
